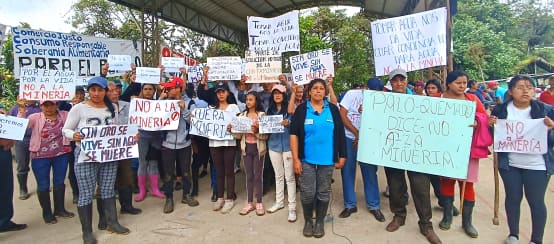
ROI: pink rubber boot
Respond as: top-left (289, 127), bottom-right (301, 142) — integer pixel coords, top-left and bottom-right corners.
top-left (149, 174), bottom-right (165, 199)
top-left (135, 175), bottom-right (147, 202)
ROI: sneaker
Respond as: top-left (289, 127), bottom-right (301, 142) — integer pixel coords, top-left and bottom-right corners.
top-left (213, 198), bottom-right (224, 211)
top-left (505, 236), bottom-right (518, 244)
top-left (267, 204), bottom-right (284, 214)
top-left (288, 209), bottom-right (297, 222)
top-left (220, 200), bottom-right (235, 214)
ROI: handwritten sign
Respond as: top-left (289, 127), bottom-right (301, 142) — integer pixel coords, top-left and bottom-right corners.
top-left (370, 7), bottom-right (447, 76)
top-left (0, 115), bottom-right (29, 140)
top-left (248, 10), bottom-right (300, 53)
top-left (78, 124), bottom-right (139, 163)
top-left (19, 68), bottom-right (76, 100)
top-left (128, 98), bottom-right (180, 131)
top-left (494, 119), bottom-right (547, 154)
top-left (289, 48), bottom-right (334, 85)
top-left (190, 108), bottom-right (235, 140)
top-left (107, 55), bottom-right (132, 73)
top-left (207, 57), bottom-right (242, 81)
top-left (187, 64), bottom-right (205, 83)
top-left (161, 57), bottom-right (185, 73)
top-left (259, 115), bottom-right (284, 134)
top-left (12, 27), bottom-right (142, 86)
top-left (245, 50), bottom-right (282, 83)
top-left (135, 67), bottom-right (161, 84)
top-left (231, 116), bottom-right (253, 133)
top-left (357, 91), bottom-right (476, 179)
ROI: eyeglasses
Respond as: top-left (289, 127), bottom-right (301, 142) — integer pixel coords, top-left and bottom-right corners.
top-left (513, 86), bottom-right (534, 91)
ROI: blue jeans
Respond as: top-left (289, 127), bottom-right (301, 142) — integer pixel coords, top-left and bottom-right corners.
top-left (31, 153), bottom-right (70, 192)
top-left (341, 137), bottom-right (380, 210)
top-left (0, 148), bottom-right (14, 229)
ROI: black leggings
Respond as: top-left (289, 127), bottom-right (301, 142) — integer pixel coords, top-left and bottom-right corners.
top-left (210, 146), bottom-right (236, 199)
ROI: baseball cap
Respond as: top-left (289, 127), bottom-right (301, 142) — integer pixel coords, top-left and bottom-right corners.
top-left (87, 77), bottom-right (108, 89)
top-left (214, 82), bottom-right (230, 92)
top-left (271, 84), bottom-right (286, 93)
top-left (367, 78), bottom-right (384, 91)
top-left (487, 81), bottom-right (497, 89)
top-left (162, 77), bottom-right (184, 89)
top-left (388, 68), bottom-right (407, 81)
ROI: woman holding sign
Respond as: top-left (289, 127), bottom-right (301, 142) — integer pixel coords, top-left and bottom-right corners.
top-left (489, 75), bottom-right (554, 244)
top-left (439, 71), bottom-right (489, 238)
top-left (63, 77), bottom-right (130, 244)
top-left (290, 78), bottom-right (346, 238)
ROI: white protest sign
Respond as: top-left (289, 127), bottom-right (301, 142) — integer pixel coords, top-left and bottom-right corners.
top-left (494, 119), bottom-right (547, 154)
top-left (259, 115), bottom-right (284, 134)
top-left (78, 124), bottom-right (139, 163)
top-left (207, 57), bottom-right (242, 81)
top-left (248, 10), bottom-right (300, 53)
top-left (241, 58), bottom-right (246, 75)
top-left (128, 98), bottom-right (180, 131)
top-left (135, 67), bottom-right (161, 84)
top-left (245, 50), bottom-right (282, 83)
top-left (0, 115), bottom-right (29, 140)
top-left (161, 57), bottom-right (186, 73)
top-left (190, 108), bottom-right (235, 140)
top-left (12, 27), bottom-right (142, 86)
top-left (283, 73), bottom-right (294, 85)
top-left (187, 64), bottom-right (205, 83)
top-left (107, 55), bottom-right (132, 73)
top-left (19, 68), bottom-right (76, 101)
top-left (231, 116), bottom-right (253, 133)
top-left (370, 7), bottom-right (447, 76)
top-left (289, 48), bottom-right (334, 85)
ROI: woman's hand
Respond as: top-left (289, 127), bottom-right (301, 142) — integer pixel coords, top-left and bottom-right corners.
top-left (178, 101), bottom-right (186, 109)
top-left (335, 158), bottom-right (346, 169)
top-left (251, 121), bottom-right (259, 133)
top-left (281, 119), bottom-right (289, 127)
top-left (73, 132), bottom-right (84, 142)
top-left (544, 116), bottom-right (554, 130)
top-left (488, 115), bottom-right (497, 127)
top-left (227, 124), bottom-right (232, 132)
top-left (293, 158), bottom-right (302, 175)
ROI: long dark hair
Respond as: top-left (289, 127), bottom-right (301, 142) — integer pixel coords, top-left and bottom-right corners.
top-left (87, 84), bottom-right (115, 118)
top-left (268, 89), bottom-right (289, 115)
top-left (243, 91), bottom-right (264, 113)
top-left (425, 79), bottom-right (443, 93)
top-left (214, 88), bottom-right (236, 109)
top-left (504, 75), bottom-right (535, 103)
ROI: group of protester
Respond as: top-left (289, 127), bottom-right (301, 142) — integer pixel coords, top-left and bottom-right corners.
top-left (0, 63), bottom-right (551, 244)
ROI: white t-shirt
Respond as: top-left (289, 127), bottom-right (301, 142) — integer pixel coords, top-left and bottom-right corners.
top-left (506, 102), bottom-right (546, 170)
top-left (209, 103), bottom-right (240, 147)
top-left (339, 89), bottom-right (363, 140)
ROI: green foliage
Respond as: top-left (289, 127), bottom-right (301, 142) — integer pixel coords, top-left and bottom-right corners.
top-left (202, 40), bottom-right (246, 62)
top-left (2, 35), bottom-right (13, 71)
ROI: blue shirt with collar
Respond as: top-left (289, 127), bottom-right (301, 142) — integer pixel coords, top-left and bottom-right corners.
top-left (302, 100), bottom-right (334, 166)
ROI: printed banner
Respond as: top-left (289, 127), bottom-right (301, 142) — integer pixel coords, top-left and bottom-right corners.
top-left (370, 8), bottom-right (447, 76)
top-left (107, 55), bottom-right (133, 72)
top-left (494, 119), bottom-right (547, 154)
top-left (12, 27), bottom-right (142, 85)
top-left (187, 64), bottom-right (205, 83)
top-left (357, 91), bottom-right (476, 179)
top-left (19, 68), bottom-right (76, 101)
top-left (245, 50), bottom-right (282, 83)
top-left (135, 67), bottom-right (161, 84)
top-left (290, 48), bottom-right (334, 85)
top-left (0, 115), bottom-right (29, 140)
top-left (190, 108), bottom-right (235, 140)
top-left (128, 98), bottom-right (180, 131)
top-left (248, 10), bottom-right (300, 53)
top-left (78, 124), bottom-right (139, 163)
top-left (207, 57), bottom-right (242, 81)
top-left (259, 115), bottom-right (284, 134)
top-left (161, 57), bottom-right (186, 73)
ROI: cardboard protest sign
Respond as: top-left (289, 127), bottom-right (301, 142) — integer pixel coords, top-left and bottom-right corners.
top-left (12, 27), bottom-right (142, 86)
top-left (190, 108), bottom-right (235, 140)
top-left (161, 57), bottom-right (185, 73)
top-left (357, 91), bottom-right (476, 179)
top-left (290, 48), bottom-right (334, 85)
top-left (187, 64), bottom-right (205, 83)
top-left (248, 10), bottom-right (300, 53)
top-left (245, 50), bottom-right (282, 83)
top-left (494, 119), bottom-right (547, 154)
top-left (128, 98), bottom-right (180, 131)
top-left (135, 67), bottom-right (161, 84)
top-left (0, 115), bottom-right (29, 140)
top-left (231, 116), bottom-right (253, 133)
top-left (19, 68), bottom-right (76, 101)
top-left (370, 7), bottom-right (447, 76)
top-left (207, 57), bottom-right (242, 81)
top-left (259, 115), bottom-right (284, 134)
top-left (107, 55), bottom-right (132, 73)
top-left (78, 124), bottom-right (139, 163)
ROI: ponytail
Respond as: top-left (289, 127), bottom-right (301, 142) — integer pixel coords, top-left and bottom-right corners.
top-left (103, 94), bottom-right (116, 118)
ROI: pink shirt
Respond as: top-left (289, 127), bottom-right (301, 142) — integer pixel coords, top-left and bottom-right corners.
top-left (33, 115), bottom-right (69, 159)
top-left (27, 111), bottom-right (70, 155)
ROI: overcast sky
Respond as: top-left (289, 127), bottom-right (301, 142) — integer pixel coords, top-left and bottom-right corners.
top-left (0, 0), bottom-right (76, 32)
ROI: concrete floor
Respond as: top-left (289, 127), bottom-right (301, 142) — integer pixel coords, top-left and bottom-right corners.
top-left (1, 154), bottom-right (553, 244)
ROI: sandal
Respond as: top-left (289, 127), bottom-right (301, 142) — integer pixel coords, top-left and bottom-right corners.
top-left (239, 203), bottom-right (255, 215)
top-left (255, 203), bottom-right (265, 216)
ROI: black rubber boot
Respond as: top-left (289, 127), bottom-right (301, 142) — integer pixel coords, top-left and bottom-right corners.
top-left (313, 200), bottom-right (329, 238)
top-left (118, 188), bottom-right (142, 215)
top-left (96, 199), bottom-right (106, 230)
top-left (462, 200), bottom-right (478, 238)
top-left (439, 196), bottom-right (453, 230)
top-left (77, 204), bottom-right (97, 244)
top-left (102, 198), bottom-right (130, 234)
top-left (37, 190), bottom-right (57, 224)
top-left (53, 185), bottom-right (75, 218)
top-left (17, 174), bottom-right (30, 200)
top-left (302, 202), bottom-right (314, 237)
top-left (181, 193), bottom-right (199, 207)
